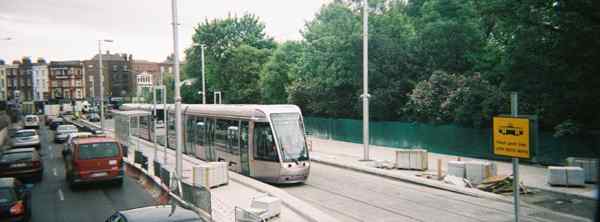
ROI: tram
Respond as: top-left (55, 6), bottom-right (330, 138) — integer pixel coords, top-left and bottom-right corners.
top-left (120, 103), bottom-right (310, 184)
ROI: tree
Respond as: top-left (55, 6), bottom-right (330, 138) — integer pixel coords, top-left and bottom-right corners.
top-left (218, 45), bottom-right (272, 103)
top-left (404, 71), bottom-right (506, 127)
top-left (260, 41), bottom-right (304, 104)
top-left (183, 14), bottom-right (276, 104)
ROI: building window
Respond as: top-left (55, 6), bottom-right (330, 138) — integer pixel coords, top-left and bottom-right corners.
top-left (113, 65), bottom-right (118, 71)
top-left (123, 65), bottom-right (128, 71)
top-left (51, 81), bottom-right (58, 87)
top-left (88, 64), bottom-right (93, 68)
top-left (63, 89), bottom-right (70, 99)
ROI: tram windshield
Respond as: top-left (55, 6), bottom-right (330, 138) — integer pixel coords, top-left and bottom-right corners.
top-left (271, 113), bottom-right (309, 162)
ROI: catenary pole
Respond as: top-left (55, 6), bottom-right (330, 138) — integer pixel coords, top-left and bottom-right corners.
top-left (170, 0), bottom-right (183, 183)
top-left (362, 0), bottom-right (370, 160)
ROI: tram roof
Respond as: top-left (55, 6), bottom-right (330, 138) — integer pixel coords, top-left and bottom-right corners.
top-left (112, 109), bottom-right (152, 117)
top-left (121, 103), bottom-right (302, 120)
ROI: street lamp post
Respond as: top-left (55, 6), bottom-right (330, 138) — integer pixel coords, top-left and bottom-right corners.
top-left (170, 0), bottom-right (183, 183)
top-left (98, 39), bottom-right (113, 130)
top-left (192, 43), bottom-right (207, 104)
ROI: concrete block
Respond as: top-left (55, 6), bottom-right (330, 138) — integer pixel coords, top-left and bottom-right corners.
top-left (192, 162), bottom-right (228, 188)
top-left (547, 166), bottom-right (585, 186)
top-left (251, 195), bottom-right (281, 219)
top-left (566, 157), bottom-right (598, 183)
top-left (465, 161), bottom-right (497, 185)
top-left (447, 161), bottom-right (466, 178)
top-left (394, 149), bottom-right (428, 170)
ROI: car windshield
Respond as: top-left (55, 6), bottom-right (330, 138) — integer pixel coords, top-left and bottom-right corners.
top-left (58, 125), bottom-right (77, 132)
top-left (0, 152), bottom-right (33, 162)
top-left (270, 113), bottom-right (309, 162)
top-left (0, 188), bottom-right (15, 204)
top-left (15, 131), bottom-right (36, 137)
top-left (78, 142), bottom-right (120, 160)
top-left (26, 116), bottom-right (37, 122)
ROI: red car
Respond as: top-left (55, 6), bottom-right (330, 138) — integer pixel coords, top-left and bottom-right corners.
top-left (63, 135), bottom-right (124, 188)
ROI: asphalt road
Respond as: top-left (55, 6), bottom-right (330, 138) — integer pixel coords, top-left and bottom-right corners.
top-left (281, 162), bottom-right (586, 222)
top-left (28, 125), bottom-right (156, 222)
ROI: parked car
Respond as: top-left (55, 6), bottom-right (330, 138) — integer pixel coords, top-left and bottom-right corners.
top-left (63, 135), bottom-right (124, 188)
top-left (45, 115), bottom-right (58, 126)
top-left (65, 132), bottom-right (93, 145)
top-left (0, 148), bottom-right (43, 182)
top-left (105, 206), bottom-right (203, 222)
top-left (0, 178), bottom-right (32, 222)
top-left (87, 113), bottom-right (101, 122)
top-left (55, 125), bottom-right (78, 143)
top-left (50, 118), bottom-right (66, 130)
top-left (10, 129), bottom-right (40, 149)
top-left (22, 115), bottom-right (40, 129)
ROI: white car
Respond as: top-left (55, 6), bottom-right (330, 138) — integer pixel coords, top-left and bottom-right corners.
top-left (11, 129), bottom-right (41, 149)
top-left (54, 125), bottom-right (78, 143)
top-left (23, 115), bottom-right (40, 129)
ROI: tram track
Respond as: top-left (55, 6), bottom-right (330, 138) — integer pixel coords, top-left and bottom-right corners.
top-left (280, 162), bottom-right (542, 222)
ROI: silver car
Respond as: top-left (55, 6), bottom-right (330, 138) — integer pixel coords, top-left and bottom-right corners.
top-left (11, 129), bottom-right (41, 149)
top-left (54, 125), bottom-right (78, 143)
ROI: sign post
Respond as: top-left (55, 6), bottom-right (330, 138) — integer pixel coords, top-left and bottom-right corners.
top-left (510, 92), bottom-right (520, 222)
top-left (493, 92), bottom-right (528, 222)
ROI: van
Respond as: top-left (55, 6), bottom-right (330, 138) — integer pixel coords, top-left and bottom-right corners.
top-left (62, 135), bottom-right (124, 188)
top-left (23, 115), bottom-right (39, 129)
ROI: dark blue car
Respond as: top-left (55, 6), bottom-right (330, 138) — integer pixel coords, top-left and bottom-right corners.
top-left (0, 178), bottom-right (31, 222)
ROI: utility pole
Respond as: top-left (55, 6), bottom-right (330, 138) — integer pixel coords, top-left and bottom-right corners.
top-left (98, 39), bottom-right (113, 130)
top-left (170, 0), bottom-right (183, 183)
top-left (361, 0), bottom-right (370, 161)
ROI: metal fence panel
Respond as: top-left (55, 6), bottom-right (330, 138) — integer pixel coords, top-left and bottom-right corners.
top-left (192, 185), bottom-right (211, 214)
top-left (304, 117), bottom-right (599, 165)
top-left (160, 166), bottom-right (171, 187)
top-left (153, 161), bottom-right (161, 177)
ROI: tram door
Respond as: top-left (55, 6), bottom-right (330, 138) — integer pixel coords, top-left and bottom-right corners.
top-left (206, 118), bottom-right (216, 161)
top-left (240, 121), bottom-right (250, 176)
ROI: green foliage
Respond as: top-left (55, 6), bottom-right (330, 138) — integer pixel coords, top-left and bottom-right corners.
top-left (180, 0), bottom-right (600, 133)
top-left (184, 14), bottom-right (275, 104)
top-left (260, 41), bottom-right (304, 104)
top-left (404, 71), bottom-right (506, 127)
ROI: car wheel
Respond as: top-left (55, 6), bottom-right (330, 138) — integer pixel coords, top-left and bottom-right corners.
top-left (114, 178), bottom-right (123, 186)
top-left (36, 173), bottom-right (43, 182)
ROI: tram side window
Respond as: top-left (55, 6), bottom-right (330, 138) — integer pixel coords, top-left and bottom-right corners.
top-left (254, 122), bottom-right (278, 161)
top-left (227, 125), bottom-right (240, 153)
top-left (241, 121), bottom-right (249, 151)
top-left (168, 113), bottom-right (175, 131)
top-left (214, 120), bottom-right (228, 151)
top-left (196, 119), bottom-right (206, 145)
top-left (185, 116), bottom-right (195, 153)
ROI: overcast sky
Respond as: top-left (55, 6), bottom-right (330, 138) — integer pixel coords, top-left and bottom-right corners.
top-left (0, 0), bottom-right (330, 63)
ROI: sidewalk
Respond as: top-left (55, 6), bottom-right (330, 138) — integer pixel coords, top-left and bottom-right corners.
top-left (76, 118), bottom-right (338, 222)
top-left (308, 137), bottom-right (598, 200)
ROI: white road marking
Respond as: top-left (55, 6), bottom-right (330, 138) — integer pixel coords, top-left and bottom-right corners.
top-left (53, 168), bottom-right (57, 176)
top-left (58, 189), bottom-right (64, 201)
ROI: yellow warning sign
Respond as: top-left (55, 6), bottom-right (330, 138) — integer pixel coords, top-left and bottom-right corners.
top-left (493, 117), bottom-right (530, 158)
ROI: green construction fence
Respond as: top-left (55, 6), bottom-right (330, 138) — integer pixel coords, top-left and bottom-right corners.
top-left (304, 117), bottom-right (599, 165)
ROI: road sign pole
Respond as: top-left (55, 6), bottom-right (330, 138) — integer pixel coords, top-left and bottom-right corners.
top-left (511, 92), bottom-right (520, 222)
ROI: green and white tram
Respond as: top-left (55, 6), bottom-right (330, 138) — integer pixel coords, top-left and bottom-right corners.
top-left (121, 103), bottom-right (310, 184)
